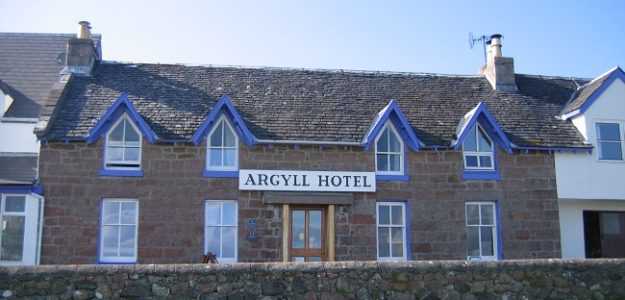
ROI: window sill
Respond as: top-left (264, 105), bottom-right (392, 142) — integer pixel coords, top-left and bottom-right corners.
top-left (376, 174), bottom-right (410, 181)
top-left (462, 170), bottom-right (500, 181)
top-left (203, 170), bottom-right (239, 178)
top-left (99, 168), bottom-right (144, 177)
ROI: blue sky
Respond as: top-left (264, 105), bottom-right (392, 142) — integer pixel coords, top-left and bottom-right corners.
top-left (1, 0), bottom-right (623, 78)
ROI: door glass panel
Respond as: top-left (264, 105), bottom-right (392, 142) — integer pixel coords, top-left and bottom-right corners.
top-left (377, 228), bottom-right (390, 257)
top-left (308, 257), bottom-right (322, 262)
top-left (602, 213), bottom-right (621, 235)
top-left (291, 210), bottom-right (305, 249)
top-left (309, 211), bottom-right (322, 249)
top-left (4, 196), bottom-right (25, 212)
top-left (1, 216), bottom-right (25, 261)
top-left (292, 257), bottom-right (305, 263)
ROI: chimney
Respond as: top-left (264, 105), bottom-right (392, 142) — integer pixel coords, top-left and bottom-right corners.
top-left (479, 34), bottom-right (517, 92)
top-left (63, 21), bottom-right (98, 76)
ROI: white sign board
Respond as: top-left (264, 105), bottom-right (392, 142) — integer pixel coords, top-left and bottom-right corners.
top-left (239, 169), bottom-right (376, 192)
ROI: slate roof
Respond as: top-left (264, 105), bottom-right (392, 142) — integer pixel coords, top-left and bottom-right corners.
top-left (562, 66), bottom-right (620, 115)
top-left (0, 33), bottom-right (101, 118)
top-left (43, 62), bottom-right (591, 148)
top-left (0, 156), bottom-right (38, 185)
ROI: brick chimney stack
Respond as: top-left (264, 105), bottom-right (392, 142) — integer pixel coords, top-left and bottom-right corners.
top-left (63, 21), bottom-right (98, 76)
top-left (479, 34), bottom-right (518, 92)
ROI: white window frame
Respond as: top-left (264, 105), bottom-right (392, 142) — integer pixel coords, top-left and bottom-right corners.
top-left (465, 202), bottom-right (498, 261)
top-left (376, 202), bottom-right (407, 261)
top-left (206, 115), bottom-right (239, 171)
top-left (204, 200), bottom-right (238, 263)
top-left (595, 121), bottom-right (624, 161)
top-left (375, 122), bottom-right (404, 175)
top-left (99, 199), bottom-right (139, 263)
top-left (0, 194), bottom-right (42, 266)
top-left (104, 114), bottom-right (142, 170)
top-left (462, 124), bottom-right (494, 170)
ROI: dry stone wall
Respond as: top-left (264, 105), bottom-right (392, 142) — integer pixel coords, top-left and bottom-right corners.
top-left (1, 259), bottom-right (624, 299)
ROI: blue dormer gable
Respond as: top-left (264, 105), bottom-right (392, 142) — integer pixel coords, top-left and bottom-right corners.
top-left (562, 66), bottom-right (625, 120)
top-left (86, 93), bottom-right (157, 144)
top-left (362, 100), bottom-right (421, 151)
top-left (452, 102), bottom-right (513, 153)
top-left (192, 94), bottom-right (255, 147)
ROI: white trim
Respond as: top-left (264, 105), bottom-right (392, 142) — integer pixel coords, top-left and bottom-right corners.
top-left (204, 200), bottom-right (238, 263)
top-left (99, 199), bottom-right (139, 263)
top-left (375, 122), bottom-right (404, 175)
top-left (206, 115), bottom-right (239, 171)
top-left (465, 202), bottom-right (498, 261)
top-left (0, 194), bottom-right (41, 265)
top-left (104, 114), bottom-right (142, 170)
top-left (376, 202), bottom-right (407, 261)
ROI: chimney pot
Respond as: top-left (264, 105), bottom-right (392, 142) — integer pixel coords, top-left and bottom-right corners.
top-left (489, 34), bottom-right (502, 58)
top-left (78, 21), bottom-right (91, 39)
top-left (479, 33), bottom-right (517, 92)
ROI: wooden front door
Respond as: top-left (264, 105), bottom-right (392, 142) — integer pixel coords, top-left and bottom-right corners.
top-left (600, 212), bottom-right (625, 258)
top-left (289, 206), bottom-right (326, 262)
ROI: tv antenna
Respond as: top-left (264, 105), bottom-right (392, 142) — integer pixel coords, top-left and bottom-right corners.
top-left (469, 33), bottom-right (489, 63)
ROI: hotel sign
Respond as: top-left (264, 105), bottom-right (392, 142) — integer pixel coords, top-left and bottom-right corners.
top-left (239, 169), bottom-right (376, 192)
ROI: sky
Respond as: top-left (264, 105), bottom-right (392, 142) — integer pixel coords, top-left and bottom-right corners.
top-left (1, 0), bottom-right (624, 78)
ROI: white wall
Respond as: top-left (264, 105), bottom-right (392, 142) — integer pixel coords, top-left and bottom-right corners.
top-left (559, 199), bottom-right (625, 258)
top-left (555, 78), bottom-right (625, 200)
top-left (0, 119), bottom-right (39, 153)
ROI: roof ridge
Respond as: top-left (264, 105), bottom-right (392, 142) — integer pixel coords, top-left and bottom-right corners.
top-left (0, 32), bottom-right (102, 37)
top-left (99, 60), bottom-right (483, 78)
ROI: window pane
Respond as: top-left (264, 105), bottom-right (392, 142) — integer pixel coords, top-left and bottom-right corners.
top-left (102, 226), bottom-right (119, 257)
top-left (209, 149), bottom-right (223, 167)
top-left (1, 216), bottom-right (25, 261)
top-left (223, 149), bottom-right (236, 167)
top-left (600, 142), bottom-right (623, 160)
top-left (377, 154), bottom-right (388, 172)
top-left (308, 257), bottom-right (322, 262)
top-left (389, 154), bottom-right (401, 172)
top-left (602, 213), bottom-right (621, 235)
top-left (222, 203), bottom-right (236, 226)
top-left (223, 123), bottom-right (236, 147)
top-left (309, 211), bottom-right (322, 249)
top-left (463, 126), bottom-right (477, 151)
top-left (479, 156), bottom-right (492, 168)
top-left (291, 210), bottom-right (305, 249)
top-left (481, 205), bottom-right (494, 225)
top-left (481, 227), bottom-right (494, 256)
top-left (377, 228), bottom-right (390, 257)
top-left (124, 147), bottom-right (140, 162)
top-left (466, 205), bottom-right (479, 225)
top-left (292, 256), bottom-right (305, 263)
top-left (120, 202), bottom-right (136, 225)
top-left (477, 127), bottom-right (492, 151)
top-left (205, 203), bottom-right (221, 225)
top-left (391, 227), bottom-right (404, 257)
top-left (124, 121), bottom-right (140, 142)
top-left (378, 205), bottom-right (390, 225)
top-left (119, 226), bottom-right (136, 257)
top-left (466, 227), bottom-right (480, 257)
top-left (391, 206), bottom-right (403, 225)
top-left (103, 202), bottom-right (120, 225)
top-left (210, 123), bottom-right (224, 147)
top-left (465, 155), bottom-right (478, 167)
top-left (4, 196), bottom-right (26, 212)
top-left (109, 122), bottom-right (124, 142)
top-left (377, 128), bottom-right (389, 152)
top-left (222, 227), bottom-right (236, 258)
top-left (597, 123), bottom-right (621, 140)
top-left (389, 129), bottom-right (401, 152)
top-left (107, 147), bottom-right (124, 162)
top-left (205, 226), bottom-right (221, 257)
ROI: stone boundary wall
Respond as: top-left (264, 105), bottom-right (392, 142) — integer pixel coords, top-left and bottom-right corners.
top-left (1, 259), bottom-right (624, 299)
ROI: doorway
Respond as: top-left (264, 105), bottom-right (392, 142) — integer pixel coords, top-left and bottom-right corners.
top-left (584, 211), bottom-right (625, 258)
top-left (289, 206), bottom-right (326, 262)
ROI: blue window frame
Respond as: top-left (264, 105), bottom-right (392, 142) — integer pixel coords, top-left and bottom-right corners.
top-left (462, 124), bottom-right (494, 170)
top-left (375, 123), bottom-right (404, 175)
top-left (207, 116), bottom-right (239, 171)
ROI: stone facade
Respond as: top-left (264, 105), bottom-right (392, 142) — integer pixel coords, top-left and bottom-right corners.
top-left (2, 259), bottom-right (625, 299)
top-left (39, 137), bottom-right (560, 264)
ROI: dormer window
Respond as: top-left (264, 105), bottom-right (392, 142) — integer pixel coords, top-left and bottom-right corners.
top-left (375, 123), bottom-right (403, 174)
top-left (105, 114), bottom-right (141, 169)
top-left (207, 116), bottom-right (238, 171)
top-left (596, 122), bottom-right (623, 161)
top-left (462, 124), bottom-right (493, 170)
